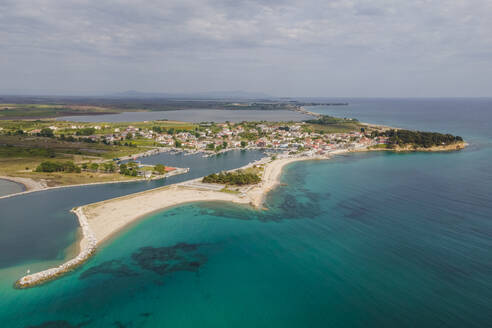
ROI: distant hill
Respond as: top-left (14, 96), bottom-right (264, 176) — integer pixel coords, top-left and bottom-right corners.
top-left (109, 90), bottom-right (271, 99)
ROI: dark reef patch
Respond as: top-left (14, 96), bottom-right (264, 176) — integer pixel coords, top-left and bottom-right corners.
top-left (79, 260), bottom-right (138, 280)
top-left (131, 242), bottom-right (207, 276)
top-left (337, 201), bottom-right (370, 219)
top-left (25, 320), bottom-right (90, 328)
top-left (112, 321), bottom-right (129, 328)
top-left (198, 202), bottom-right (255, 221)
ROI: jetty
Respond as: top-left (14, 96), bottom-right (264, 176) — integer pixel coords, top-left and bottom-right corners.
top-left (15, 207), bottom-right (97, 288)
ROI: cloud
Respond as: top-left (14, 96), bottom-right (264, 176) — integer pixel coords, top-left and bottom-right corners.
top-left (0, 0), bottom-right (491, 96)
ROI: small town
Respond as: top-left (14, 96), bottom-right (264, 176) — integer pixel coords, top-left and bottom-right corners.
top-left (11, 120), bottom-right (387, 156)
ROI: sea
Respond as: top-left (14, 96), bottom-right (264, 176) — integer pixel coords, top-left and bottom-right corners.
top-left (1, 98), bottom-right (491, 328)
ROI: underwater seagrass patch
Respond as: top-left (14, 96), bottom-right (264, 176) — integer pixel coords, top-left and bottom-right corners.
top-left (79, 260), bottom-right (138, 280)
top-left (131, 242), bottom-right (207, 276)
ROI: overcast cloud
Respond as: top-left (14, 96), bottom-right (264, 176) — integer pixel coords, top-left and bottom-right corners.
top-left (1, 0), bottom-right (491, 97)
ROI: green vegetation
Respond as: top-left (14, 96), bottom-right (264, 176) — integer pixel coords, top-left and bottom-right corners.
top-left (40, 128), bottom-right (54, 137)
top-left (119, 162), bottom-right (138, 176)
top-left (154, 164), bottom-right (166, 174)
top-left (304, 115), bottom-right (361, 133)
top-left (372, 129), bottom-right (463, 148)
top-left (203, 169), bottom-right (261, 185)
top-left (36, 161), bottom-right (81, 173)
top-left (0, 103), bottom-right (118, 119)
top-left (369, 144), bottom-right (390, 149)
top-left (306, 115), bottom-right (358, 125)
top-left (75, 127), bottom-right (96, 136)
top-left (220, 187), bottom-right (241, 194)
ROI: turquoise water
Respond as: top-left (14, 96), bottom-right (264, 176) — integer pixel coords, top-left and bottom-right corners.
top-left (1, 99), bottom-right (492, 327)
top-left (0, 150), bottom-right (265, 269)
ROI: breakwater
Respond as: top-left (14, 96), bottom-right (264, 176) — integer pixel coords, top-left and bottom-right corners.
top-left (15, 207), bottom-right (97, 288)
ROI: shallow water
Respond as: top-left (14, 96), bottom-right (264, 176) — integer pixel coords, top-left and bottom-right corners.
top-left (1, 99), bottom-right (492, 327)
top-left (0, 179), bottom-right (24, 197)
top-left (0, 150), bottom-right (265, 269)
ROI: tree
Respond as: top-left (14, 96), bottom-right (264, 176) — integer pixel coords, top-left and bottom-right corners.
top-left (35, 161), bottom-right (80, 173)
top-left (154, 164), bottom-right (166, 174)
top-left (175, 140), bottom-right (182, 148)
top-left (222, 141), bottom-right (228, 148)
top-left (40, 128), bottom-right (54, 137)
top-left (202, 170), bottom-right (261, 185)
top-left (90, 163), bottom-right (99, 172)
top-left (240, 140), bottom-right (247, 148)
top-left (76, 127), bottom-right (96, 136)
top-left (119, 163), bottom-right (128, 175)
top-left (103, 162), bottom-right (116, 172)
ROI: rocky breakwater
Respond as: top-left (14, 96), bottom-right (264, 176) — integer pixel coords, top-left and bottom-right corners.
top-left (15, 207), bottom-right (97, 288)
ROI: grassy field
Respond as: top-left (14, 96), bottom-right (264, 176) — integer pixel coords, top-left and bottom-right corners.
top-left (0, 135), bottom-right (151, 186)
top-left (0, 118), bottom-right (200, 187)
top-left (0, 104), bottom-right (120, 119)
top-left (305, 122), bottom-right (362, 133)
top-left (0, 119), bottom-right (196, 134)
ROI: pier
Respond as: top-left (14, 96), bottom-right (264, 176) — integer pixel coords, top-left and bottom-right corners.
top-left (15, 207), bottom-right (97, 288)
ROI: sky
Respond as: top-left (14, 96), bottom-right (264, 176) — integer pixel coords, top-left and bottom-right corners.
top-left (1, 0), bottom-right (491, 97)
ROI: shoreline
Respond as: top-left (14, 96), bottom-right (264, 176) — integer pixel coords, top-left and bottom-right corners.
top-left (14, 153), bottom-right (332, 288)
top-left (0, 167), bottom-right (189, 200)
top-left (0, 176), bottom-right (46, 194)
top-left (13, 141), bottom-right (467, 287)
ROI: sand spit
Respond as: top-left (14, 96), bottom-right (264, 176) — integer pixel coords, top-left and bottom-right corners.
top-left (14, 154), bottom-right (320, 288)
top-left (14, 142), bottom-right (466, 288)
top-left (0, 175), bottom-right (46, 193)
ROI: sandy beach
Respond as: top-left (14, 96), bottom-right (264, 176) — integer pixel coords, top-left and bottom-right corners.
top-left (15, 154), bottom-right (331, 287)
top-left (83, 156), bottom-right (312, 244)
top-left (82, 156), bottom-right (309, 242)
top-left (15, 139), bottom-right (467, 287)
top-left (84, 184), bottom-right (251, 244)
top-left (0, 175), bottom-right (46, 193)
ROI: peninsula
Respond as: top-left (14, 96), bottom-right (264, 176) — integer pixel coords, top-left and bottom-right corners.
top-left (15, 153), bottom-right (333, 288)
top-left (13, 115), bottom-right (466, 287)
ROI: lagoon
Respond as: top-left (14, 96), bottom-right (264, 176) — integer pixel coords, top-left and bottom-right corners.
top-left (0, 178), bottom-right (25, 197)
top-left (58, 109), bottom-right (312, 123)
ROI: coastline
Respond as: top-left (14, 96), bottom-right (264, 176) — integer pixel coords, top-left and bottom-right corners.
top-left (14, 153), bottom-right (332, 287)
top-left (13, 141), bottom-right (467, 287)
top-left (0, 167), bottom-right (189, 200)
top-left (0, 176), bottom-right (45, 194)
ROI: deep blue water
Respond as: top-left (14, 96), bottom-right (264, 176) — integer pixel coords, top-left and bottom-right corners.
top-left (1, 98), bottom-right (492, 327)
